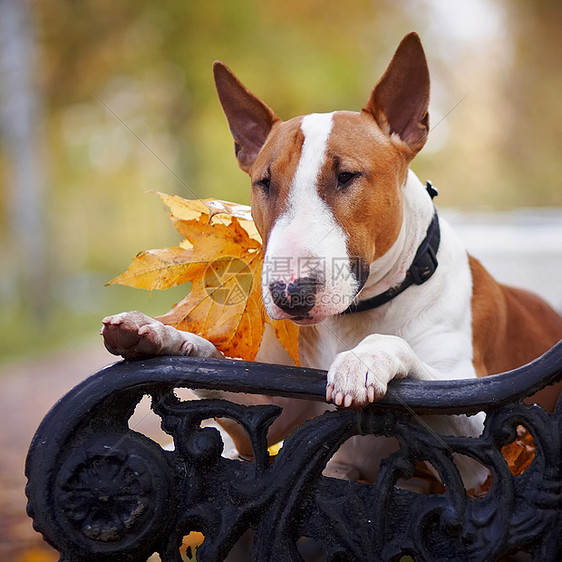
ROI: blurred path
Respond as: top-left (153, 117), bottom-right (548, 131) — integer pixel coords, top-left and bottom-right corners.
top-left (444, 208), bottom-right (562, 311)
top-left (0, 341), bottom-right (115, 560)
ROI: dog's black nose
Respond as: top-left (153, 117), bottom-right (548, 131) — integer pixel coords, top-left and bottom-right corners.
top-left (269, 277), bottom-right (321, 316)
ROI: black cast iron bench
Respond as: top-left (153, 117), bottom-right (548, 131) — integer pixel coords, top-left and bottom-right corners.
top-left (26, 342), bottom-right (562, 561)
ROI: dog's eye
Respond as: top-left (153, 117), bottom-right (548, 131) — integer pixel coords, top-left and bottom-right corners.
top-left (255, 177), bottom-right (271, 195)
top-left (337, 171), bottom-right (358, 189)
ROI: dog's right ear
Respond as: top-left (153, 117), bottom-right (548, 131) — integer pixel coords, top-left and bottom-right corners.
top-left (363, 32), bottom-right (430, 157)
top-left (213, 61), bottom-right (279, 174)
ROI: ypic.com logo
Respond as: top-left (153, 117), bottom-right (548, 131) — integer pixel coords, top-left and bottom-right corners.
top-left (203, 257), bottom-right (253, 305)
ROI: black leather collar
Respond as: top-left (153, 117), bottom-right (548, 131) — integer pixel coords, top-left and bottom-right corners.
top-left (341, 181), bottom-right (440, 315)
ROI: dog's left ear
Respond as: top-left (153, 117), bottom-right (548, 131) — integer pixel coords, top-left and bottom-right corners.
top-left (214, 61), bottom-right (279, 174)
top-left (363, 32), bottom-right (430, 156)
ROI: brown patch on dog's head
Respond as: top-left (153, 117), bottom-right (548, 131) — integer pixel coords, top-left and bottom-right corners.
top-left (316, 31), bottom-right (431, 269)
top-left (247, 117), bottom-right (304, 248)
top-left (318, 110), bottom-right (409, 270)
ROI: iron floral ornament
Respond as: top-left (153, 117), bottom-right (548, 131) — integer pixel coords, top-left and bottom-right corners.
top-left (58, 438), bottom-right (163, 542)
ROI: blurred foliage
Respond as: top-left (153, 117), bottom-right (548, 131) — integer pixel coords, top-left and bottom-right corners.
top-left (499, 0), bottom-right (562, 206)
top-left (1, 0), bottom-right (561, 362)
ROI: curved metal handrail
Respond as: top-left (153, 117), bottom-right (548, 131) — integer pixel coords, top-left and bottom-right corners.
top-left (36, 339), bottom-right (562, 417)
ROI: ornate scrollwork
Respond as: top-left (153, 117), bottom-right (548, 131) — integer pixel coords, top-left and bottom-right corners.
top-left (26, 343), bottom-right (562, 561)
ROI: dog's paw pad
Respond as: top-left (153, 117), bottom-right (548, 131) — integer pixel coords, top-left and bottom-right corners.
top-left (101, 311), bottom-right (164, 359)
top-left (135, 323), bottom-right (171, 355)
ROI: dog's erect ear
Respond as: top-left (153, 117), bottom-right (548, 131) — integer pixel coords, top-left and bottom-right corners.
top-left (214, 61), bottom-right (279, 173)
top-left (363, 32), bottom-right (430, 156)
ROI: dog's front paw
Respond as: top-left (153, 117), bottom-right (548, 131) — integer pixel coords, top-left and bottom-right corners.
top-left (325, 335), bottom-right (412, 408)
top-left (326, 350), bottom-right (389, 408)
top-left (101, 311), bottom-right (194, 359)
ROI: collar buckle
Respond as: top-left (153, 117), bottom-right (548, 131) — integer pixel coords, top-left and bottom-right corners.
top-left (410, 244), bottom-right (438, 285)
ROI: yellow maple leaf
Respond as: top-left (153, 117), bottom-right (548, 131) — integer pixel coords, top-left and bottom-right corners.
top-left (158, 192), bottom-right (261, 244)
top-left (108, 194), bottom-right (299, 364)
top-left (157, 250), bottom-right (265, 359)
top-left (107, 247), bottom-right (205, 290)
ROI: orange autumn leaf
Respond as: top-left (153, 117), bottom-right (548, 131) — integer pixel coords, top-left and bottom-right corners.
top-left (500, 425), bottom-right (535, 476)
top-left (108, 194), bottom-right (299, 364)
top-left (265, 315), bottom-right (300, 366)
top-left (467, 425), bottom-right (536, 499)
top-left (17, 548), bottom-right (58, 562)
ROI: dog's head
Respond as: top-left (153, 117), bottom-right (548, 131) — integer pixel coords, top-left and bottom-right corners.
top-left (214, 33), bottom-right (430, 325)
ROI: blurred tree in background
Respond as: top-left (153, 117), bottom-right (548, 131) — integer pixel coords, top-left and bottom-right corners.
top-left (0, 0), bottom-right (561, 362)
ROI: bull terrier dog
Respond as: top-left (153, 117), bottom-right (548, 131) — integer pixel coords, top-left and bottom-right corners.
top-left (102, 33), bottom-right (562, 487)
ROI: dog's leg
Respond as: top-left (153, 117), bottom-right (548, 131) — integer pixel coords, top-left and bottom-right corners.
top-left (101, 311), bottom-right (223, 360)
top-left (326, 333), bottom-right (490, 489)
top-left (325, 334), bottom-right (445, 408)
top-left (326, 334), bottom-right (429, 407)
